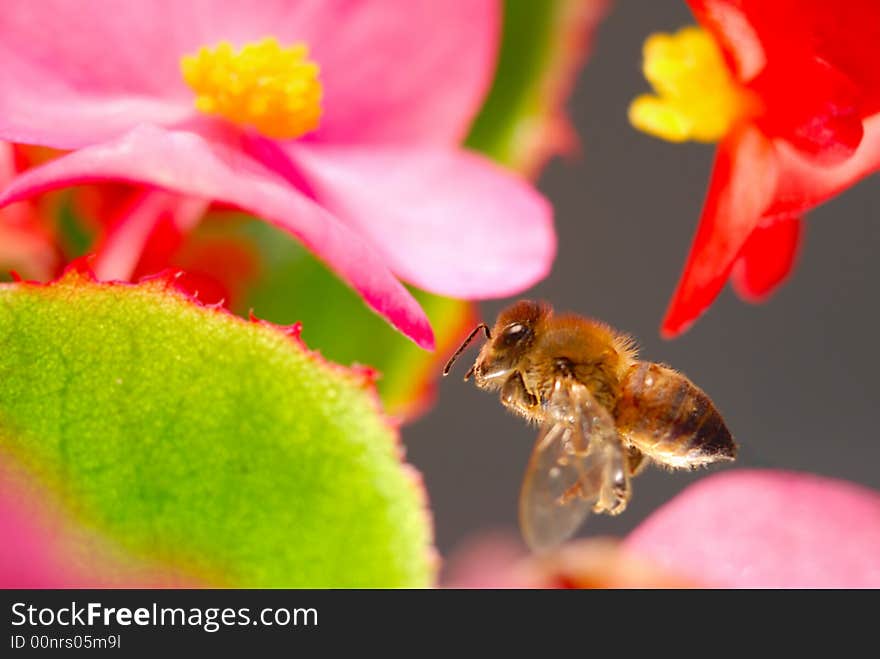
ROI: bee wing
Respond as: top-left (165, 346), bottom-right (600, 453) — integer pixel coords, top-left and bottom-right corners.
top-left (519, 379), bottom-right (628, 552)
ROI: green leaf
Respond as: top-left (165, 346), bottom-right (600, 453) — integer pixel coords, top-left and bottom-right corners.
top-left (55, 190), bottom-right (98, 259)
top-left (0, 270), bottom-right (433, 587)
top-left (467, 0), bottom-right (607, 172)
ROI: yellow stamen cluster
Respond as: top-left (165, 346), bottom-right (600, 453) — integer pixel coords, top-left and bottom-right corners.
top-left (628, 27), bottom-right (750, 143)
top-left (181, 37), bottom-right (322, 140)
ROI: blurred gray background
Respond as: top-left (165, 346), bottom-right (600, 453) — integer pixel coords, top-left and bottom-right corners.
top-left (405, 0), bottom-right (879, 560)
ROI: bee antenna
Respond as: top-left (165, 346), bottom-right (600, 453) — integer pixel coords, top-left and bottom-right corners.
top-left (442, 323), bottom-right (490, 377)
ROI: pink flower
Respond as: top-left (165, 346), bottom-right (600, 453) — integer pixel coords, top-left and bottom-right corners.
top-left (445, 471), bottom-right (880, 588)
top-left (0, 0), bottom-right (555, 349)
top-left (0, 460), bottom-right (194, 587)
top-left (443, 532), bottom-right (693, 588)
top-left (626, 470), bottom-right (880, 588)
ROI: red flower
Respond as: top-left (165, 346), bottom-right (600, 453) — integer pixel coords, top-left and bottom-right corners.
top-left (0, 142), bottom-right (58, 279)
top-left (630, 1), bottom-right (880, 337)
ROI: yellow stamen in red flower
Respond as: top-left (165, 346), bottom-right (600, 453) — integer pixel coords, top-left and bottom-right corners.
top-left (629, 27), bottom-right (751, 143)
top-left (181, 38), bottom-right (322, 140)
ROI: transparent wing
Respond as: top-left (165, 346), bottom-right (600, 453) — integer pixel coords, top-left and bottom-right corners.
top-left (519, 379), bottom-right (629, 552)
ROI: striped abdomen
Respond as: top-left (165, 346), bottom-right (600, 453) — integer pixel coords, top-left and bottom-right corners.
top-left (613, 362), bottom-right (736, 468)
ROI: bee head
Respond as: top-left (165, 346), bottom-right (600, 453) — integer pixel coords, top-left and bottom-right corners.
top-left (443, 300), bottom-right (550, 385)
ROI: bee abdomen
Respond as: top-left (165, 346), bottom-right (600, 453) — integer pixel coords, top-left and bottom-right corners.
top-left (614, 362), bottom-right (736, 468)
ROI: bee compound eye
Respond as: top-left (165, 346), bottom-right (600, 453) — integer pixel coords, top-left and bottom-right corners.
top-left (502, 323), bottom-right (529, 345)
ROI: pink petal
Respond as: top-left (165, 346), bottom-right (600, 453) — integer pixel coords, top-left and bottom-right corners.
top-left (661, 126), bottom-right (780, 338)
top-left (0, 0), bottom-right (194, 149)
top-left (443, 534), bottom-right (694, 588)
top-left (0, 141), bottom-right (35, 227)
top-left (442, 532), bottom-right (531, 588)
top-left (0, 466), bottom-right (72, 587)
top-left (287, 143), bottom-right (555, 298)
top-left (94, 190), bottom-right (208, 281)
top-left (299, 0), bottom-right (499, 145)
top-left (0, 459), bottom-right (196, 587)
top-left (626, 470), bottom-right (880, 588)
top-left (0, 0), bottom-right (497, 148)
top-left (0, 124), bottom-right (434, 348)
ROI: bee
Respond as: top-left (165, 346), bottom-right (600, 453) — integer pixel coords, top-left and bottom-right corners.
top-left (443, 300), bottom-right (736, 552)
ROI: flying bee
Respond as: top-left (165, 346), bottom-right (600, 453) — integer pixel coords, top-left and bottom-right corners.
top-left (443, 300), bottom-right (736, 552)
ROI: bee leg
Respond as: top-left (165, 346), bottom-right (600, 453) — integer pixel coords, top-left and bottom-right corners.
top-left (500, 373), bottom-right (539, 418)
top-left (593, 480), bottom-right (630, 515)
top-left (594, 446), bottom-right (631, 516)
top-left (594, 482), bottom-right (630, 515)
top-left (625, 445), bottom-right (648, 476)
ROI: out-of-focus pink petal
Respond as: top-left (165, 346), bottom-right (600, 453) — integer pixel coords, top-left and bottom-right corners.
top-left (442, 532), bottom-right (531, 588)
top-left (731, 214), bottom-right (801, 303)
top-left (0, 124), bottom-right (434, 348)
top-left (0, 0), bottom-right (497, 148)
top-left (521, 539), bottom-right (695, 588)
top-left (661, 126), bottom-right (779, 338)
top-left (443, 534), bottom-right (694, 588)
top-left (767, 113), bottom-right (880, 217)
top-left (0, 466), bottom-right (71, 588)
top-left (288, 143), bottom-right (555, 298)
top-left (626, 470), bottom-right (880, 588)
top-left (94, 190), bottom-right (208, 281)
top-left (0, 459), bottom-right (197, 587)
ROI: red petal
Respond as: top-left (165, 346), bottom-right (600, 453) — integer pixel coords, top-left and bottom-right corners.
top-left (0, 141), bottom-right (57, 279)
top-left (165, 237), bottom-right (261, 309)
top-left (688, 1), bottom-right (880, 161)
top-left (751, 56), bottom-right (864, 165)
top-left (661, 126), bottom-right (779, 338)
top-left (686, 0), bottom-right (767, 81)
top-left (94, 190), bottom-right (207, 281)
top-left (768, 113), bottom-right (880, 217)
top-left (731, 214), bottom-right (802, 303)
top-left (688, 1), bottom-right (880, 105)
